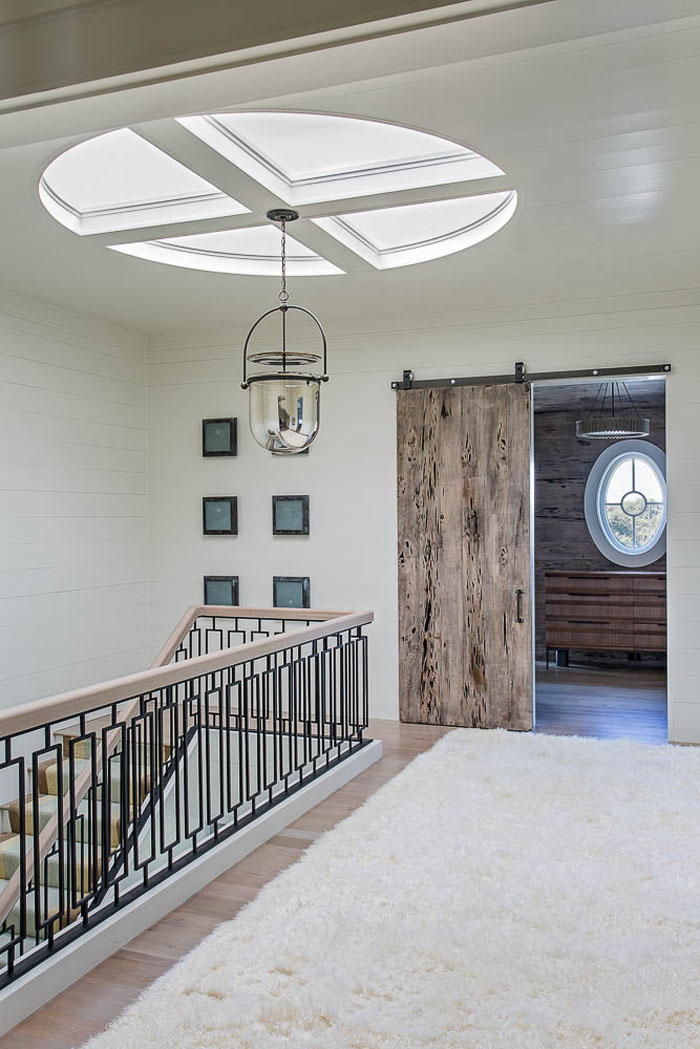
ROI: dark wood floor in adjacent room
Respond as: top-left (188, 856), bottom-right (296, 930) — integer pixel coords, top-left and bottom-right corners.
top-left (534, 663), bottom-right (667, 744)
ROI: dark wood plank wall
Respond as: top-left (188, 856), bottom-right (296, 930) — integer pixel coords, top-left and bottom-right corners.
top-left (397, 383), bottom-right (532, 729)
top-left (534, 379), bottom-right (666, 665)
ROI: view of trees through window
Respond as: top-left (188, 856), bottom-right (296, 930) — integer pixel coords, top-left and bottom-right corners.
top-left (600, 454), bottom-right (665, 552)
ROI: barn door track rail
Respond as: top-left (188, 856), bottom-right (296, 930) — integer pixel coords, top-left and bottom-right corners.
top-left (391, 362), bottom-right (671, 391)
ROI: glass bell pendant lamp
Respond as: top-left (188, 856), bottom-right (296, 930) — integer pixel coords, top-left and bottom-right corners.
top-left (241, 209), bottom-right (329, 454)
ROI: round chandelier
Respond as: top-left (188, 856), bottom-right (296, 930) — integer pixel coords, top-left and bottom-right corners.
top-left (576, 382), bottom-right (650, 440)
top-left (241, 209), bottom-right (329, 454)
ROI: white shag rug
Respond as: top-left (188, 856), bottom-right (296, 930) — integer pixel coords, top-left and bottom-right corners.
top-left (83, 730), bottom-right (700, 1049)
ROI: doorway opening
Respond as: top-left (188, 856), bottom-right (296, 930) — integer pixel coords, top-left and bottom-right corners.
top-left (532, 378), bottom-right (667, 743)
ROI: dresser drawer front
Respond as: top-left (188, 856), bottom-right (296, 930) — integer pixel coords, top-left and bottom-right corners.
top-left (545, 571), bottom-right (666, 654)
top-left (546, 574), bottom-right (635, 596)
top-left (546, 625), bottom-right (635, 651)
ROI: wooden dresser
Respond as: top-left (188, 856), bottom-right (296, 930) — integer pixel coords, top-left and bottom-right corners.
top-left (545, 570), bottom-right (666, 662)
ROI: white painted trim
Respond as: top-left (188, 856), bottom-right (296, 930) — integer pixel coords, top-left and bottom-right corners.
top-left (0, 740), bottom-right (382, 1039)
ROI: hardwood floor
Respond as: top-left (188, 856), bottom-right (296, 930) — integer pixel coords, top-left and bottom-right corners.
top-left (0, 719), bottom-right (450, 1049)
top-left (0, 682), bottom-right (668, 1048)
top-left (534, 662), bottom-right (667, 744)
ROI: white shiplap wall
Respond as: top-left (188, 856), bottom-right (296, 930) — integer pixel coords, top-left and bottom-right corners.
top-left (0, 290), bottom-right (149, 707)
top-left (147, 287), bottom-right (700, 740)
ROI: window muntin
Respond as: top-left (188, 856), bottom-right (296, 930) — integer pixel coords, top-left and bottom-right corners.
top-left (597, 452), bottom-right (666, 555)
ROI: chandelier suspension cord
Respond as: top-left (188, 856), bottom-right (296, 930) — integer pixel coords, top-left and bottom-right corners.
top-left (621, 382), bottom-right (642, 421)
top-left (591, 382), bottom-right (605, 414)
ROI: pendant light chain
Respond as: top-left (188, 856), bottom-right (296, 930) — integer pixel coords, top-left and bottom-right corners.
top-left (279, 218), bottom-right (288, 370)
top-left (279, 218), bottom-right (289, 305)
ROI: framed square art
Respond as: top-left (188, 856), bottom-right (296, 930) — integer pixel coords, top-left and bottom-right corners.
top-left (272, 495), bottom-right (309, 536)
top-left (273, 576), bottom-right (311, 609)
top-left (202, 418), bottom-right (237, 457)
top-left (202, 496), bottom-right (238, 535)
top-left (203, 575), bottom-right (239, 605)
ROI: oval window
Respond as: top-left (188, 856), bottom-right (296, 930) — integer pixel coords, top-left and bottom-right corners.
top-left (584, 440), bottom-right (666, 567)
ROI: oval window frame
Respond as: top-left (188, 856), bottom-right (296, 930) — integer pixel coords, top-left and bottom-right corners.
top-left (583, 439), bottom-right (667, 567)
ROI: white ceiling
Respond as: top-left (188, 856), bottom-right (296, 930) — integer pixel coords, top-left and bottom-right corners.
top-left (0, 0), bottom-right (698, 334)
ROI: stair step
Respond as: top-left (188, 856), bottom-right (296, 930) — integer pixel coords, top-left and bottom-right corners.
top-left (0, 836), bottom-right (20, 881)
top-left (0, 798), bottom-right (122, 849)
top-left (55, 724), bottom-right (173, 762)
top-left (0, 835), bottom-right (98, 891)
top-left (0, 877), bottom-right (69, 940)
top-left (0, 795), bottom-right (58, 836)
top-left (35, 757), bottom-right (151, 800)
top-left (73, 801), bottom-right (122, 849)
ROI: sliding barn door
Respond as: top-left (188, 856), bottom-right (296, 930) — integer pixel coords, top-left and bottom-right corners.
top-left (397, 382), bottom-right (532, 729)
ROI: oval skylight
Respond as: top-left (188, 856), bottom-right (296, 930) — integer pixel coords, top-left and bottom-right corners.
top-left (38, 112), bottom-right (516, 275)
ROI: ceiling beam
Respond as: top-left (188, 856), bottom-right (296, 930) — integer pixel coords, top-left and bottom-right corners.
top-left (91, 212), bottom-right (266, 247)
top-left (132, 119), bottom-right (288, 215)
top-left (290, 219), bottom-right (375, 273)
top-left (296, 175), bottom-right (516, 218)
top-left (0, 0), bottom-right (544, 105)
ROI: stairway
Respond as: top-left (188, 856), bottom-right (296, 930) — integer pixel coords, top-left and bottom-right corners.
top-left (0, 726), bottom-right (163, 946)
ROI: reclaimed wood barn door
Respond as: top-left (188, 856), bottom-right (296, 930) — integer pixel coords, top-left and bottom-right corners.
top-left (397, 382), bottom-right (533, 729)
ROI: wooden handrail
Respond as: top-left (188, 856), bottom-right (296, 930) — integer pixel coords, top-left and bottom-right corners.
top-left (149, 605), bottom-right (353, 671)
top-left (149, 606), bottom-right (199, 670)
top-left (0, 609), bottom-right (373, 739)
top-left (0, 607), bottom-right (373, 932)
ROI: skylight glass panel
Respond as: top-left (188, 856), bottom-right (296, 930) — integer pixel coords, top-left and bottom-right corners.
top-left (111, 226), bottom-right (343, 276)
top-left (40, 128), bottom-right (248, 234)
top-left (313, 191), bottom-right (517, 269)
top-left (211, 113), bottom-right (472, 180)
top-left (177, 112), bottom-right (503, 206)
top-left (337, 193), bottom-right (515, 249)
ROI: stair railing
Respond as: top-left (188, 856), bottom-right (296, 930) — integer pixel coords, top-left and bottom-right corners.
top-left (0, 606), bottom-right (372, 985)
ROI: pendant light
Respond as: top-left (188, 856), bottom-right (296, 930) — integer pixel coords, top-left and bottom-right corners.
top-left (241, 209), bottom-right (329, 455)
top-left (576, 381), bottom-right (650, 440)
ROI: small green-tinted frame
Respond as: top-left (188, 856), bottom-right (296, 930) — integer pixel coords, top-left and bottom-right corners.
top-left (202, 418), bottom-right (237, 457)
top-left (203, 575), bottom-right (239, 606)
top-left (273, 576), bottom-right (310, 609)
top-left (203, 496), bottom-right (238, 535)
top-left (272, 495), bottom-right (310, 536)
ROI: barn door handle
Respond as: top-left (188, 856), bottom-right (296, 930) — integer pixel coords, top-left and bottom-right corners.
top-left (515, 589), bottom-right (525, 623)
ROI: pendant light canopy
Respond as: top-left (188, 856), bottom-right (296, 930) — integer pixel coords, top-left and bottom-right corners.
top-left (576, 382), bottom-right (650, 440)
top-left (242, 210), bottom-right (329, 454)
